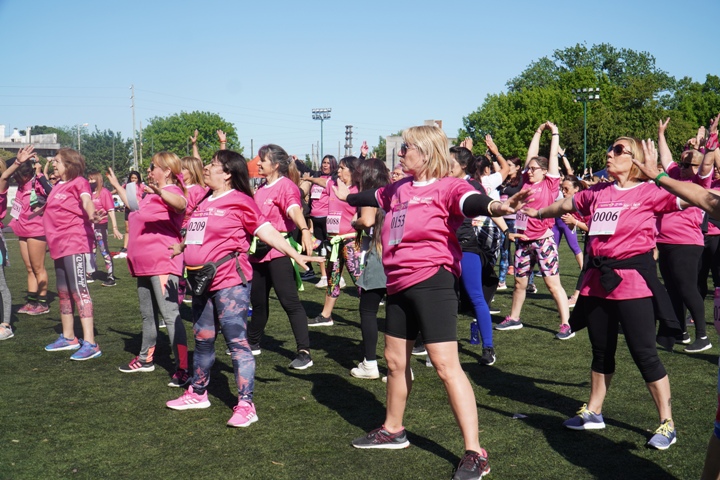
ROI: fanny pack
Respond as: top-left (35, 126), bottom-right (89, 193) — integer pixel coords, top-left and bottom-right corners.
top-left (185, 252), bottom-right (247, 296)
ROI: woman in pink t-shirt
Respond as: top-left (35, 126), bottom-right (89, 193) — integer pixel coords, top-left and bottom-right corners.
top-left (88, 172), bottom-right (122, 287)
top-left (247, 144), bottom-right (316, 370)
top-left (107, 152), bottom-right (190, 387)
top-left (42, 148), bottom-right (103, 360)
top-left (3, 146), bottom-right (51, 315)
top-left (0, 159), bottom-right (14, 340)
top-left (307, 156), bottom-right (361, 326)
top-left (301, 154), bottom-right (338, 287)
top-left (525, 138), bottom-right (682, 450)
top-left (178, 155), bottom-right (209, 303)
top-left (496, 122), bottom-right (572, 340)
top-left (113, 170), bottom-right (144, 259)
top-left (166, 149), bottom-right (320, 424)
top-left (337, 125), bottom-right (526, 477)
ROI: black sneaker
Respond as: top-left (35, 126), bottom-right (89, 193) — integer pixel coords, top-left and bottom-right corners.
top-left (300, 269), bottom-right (316, 281)
top-left (480, 347), bottom-right (496, 366)
top-left (288, 350), bottom-right (313, 370)
top-left (453, 449), bottom-right (491, 480)
top-left (308, 314), bottom-right (333, 327)
top-left (411, 345), bottom-right (427, 356)
top-left (678, 332), bottom-right (691, 344)
top-left (352, 426), bottom-right (410, 449)
top-left (102, 276), bottom-right (117, 287)
top-left (685, 336), bottom-right (712, 353)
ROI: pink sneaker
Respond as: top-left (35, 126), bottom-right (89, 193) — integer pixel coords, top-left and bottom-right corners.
top-left (17, 303), bottom-right (35, 314)
top-left (26, 303), bottom-right (50, 316)
top-left (227, 399), bottom-right (258, 427)
top-left (166, 386), bottom-right (211, 410)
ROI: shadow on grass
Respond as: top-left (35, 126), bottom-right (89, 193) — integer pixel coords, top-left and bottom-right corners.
top-left (483, 405), bottom-right (680, 479)
top-left (277, 366), bottom-right (459, 466)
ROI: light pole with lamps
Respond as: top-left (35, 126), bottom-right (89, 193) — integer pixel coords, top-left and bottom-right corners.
top-left (77, 123), bottom-right (88, 152)
top-left (312, 108), bottom-right (331, 159)
top-left (571, 88), bottom-right (600, 174)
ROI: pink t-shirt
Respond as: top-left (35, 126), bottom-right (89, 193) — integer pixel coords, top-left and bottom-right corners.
top-left (251, 176), bottom-right (301, 263)
top-left (92, 188), bottom-right (115, 225)
top-left (9, 178), bottom-right (47, 238)
top-left (655, 164), bottom-right (711, 246)
top-left (708, 179), bottom-right (720, 236)
top-left (310, 175), bottom-right (331, 218)
top-left (517, 173), bottom-right (560, 240)
top-left (326, 178), bottom-right (358, 235)
top-left (183, 183), bottom-right (209, 228)
top-left (184, 190), bottom-right (269, 292)
top-left (43, 177), bottom-right (94, 260)
top-left (573, 181), bottom-right (680, 300)
top-left (376, 176), bottom-right (478, 295)
top-left (0, 190), bottom-right (8, 219)
top-left (127, 184), bottom-right (185, 276)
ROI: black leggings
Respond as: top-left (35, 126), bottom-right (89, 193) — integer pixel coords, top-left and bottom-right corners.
top-left (585, 296), bottom-right (667, 383)
top-left (698, 235), bottom-right (720, 298)
top-left (358, 288), bottom-right (386, 361)
top-left (248, 256), bottom-right (310, 352)
top-left (658, 243), bottom-right (706, 336)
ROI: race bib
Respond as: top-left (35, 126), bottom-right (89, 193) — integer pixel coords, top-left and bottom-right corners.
top-left (388, 202), bottom-right (408, 246)
top-left (327, 211), bottom-right (341, 234)
top-left (589, 202), bottom-right (623, 236)
top-left (310, 184), bottom-right (323, 200)
top-left (515, 211), bottom-right (528, 230)
top-left (185, 213), bottom-right (208, 245)
top-left (10, 200), bottom-right (22, 220)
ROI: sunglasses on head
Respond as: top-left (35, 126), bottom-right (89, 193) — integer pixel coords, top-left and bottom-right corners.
top-left (608, 144), bottom-right (632, 157)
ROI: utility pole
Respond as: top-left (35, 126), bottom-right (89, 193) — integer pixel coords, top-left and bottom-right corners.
top-left (344, 125), bottom-right (353, 157)
top-left (312, 108), bottom-right (331, 159)
top-left (130, 84), bottom-right (138, 171)
top-left (571, 87), bottom-right (600, 174)
top-left (139, 120), bottom-right (143, 165)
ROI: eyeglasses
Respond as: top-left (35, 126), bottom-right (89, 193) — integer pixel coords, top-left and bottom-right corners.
top-left (608, 144), bottom-right (632, 157)
top-left (527, 166), bottom-right (544, 173)
top-left (399, 142), bottom-right (414, 156)
top-left (204, 160), bottom-right (222, 169)
top-left (149, 162), bottom-right (160, 171)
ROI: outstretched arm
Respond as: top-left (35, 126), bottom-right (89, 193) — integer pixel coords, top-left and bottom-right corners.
top-left (657, 118), bottom-right (674, 170)
top-left (523, 195), bottom-right (576, 220)
top-left (547, 122), bottom-right (560, 176)
top-left (526, 123), bottom-right (545, 166)
top-left (485, 134), bottom-right (509, 181)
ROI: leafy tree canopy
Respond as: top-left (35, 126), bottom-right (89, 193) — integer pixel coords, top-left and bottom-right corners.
top-left (141, 111), bottom-right (240, 165)
top-left (461, 43), bottom-right (720, 171)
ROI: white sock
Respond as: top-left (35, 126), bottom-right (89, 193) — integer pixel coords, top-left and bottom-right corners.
top-left (363, 359), bottom-right (378, 367)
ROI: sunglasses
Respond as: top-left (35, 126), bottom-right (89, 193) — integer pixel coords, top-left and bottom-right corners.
top-left (608, 144), bottom-right (632, 157)
top-left (399, 142), bottom-right (413, 156)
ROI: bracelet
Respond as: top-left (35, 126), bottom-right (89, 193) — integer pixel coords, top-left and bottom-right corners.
top-left (301, 227), bottom-right (309, 231)
top-left (552, 133), bottom-right (559, 136)
top-left (654, 172), bottom-right (669, 187)
top-left (487, 200), bottom-right (500, 216)
top-left (538, 209), bottom-right (543, 220)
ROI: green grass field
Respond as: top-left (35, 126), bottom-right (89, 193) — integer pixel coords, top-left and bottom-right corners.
top-left (0, 232), bottom-right (717, 479)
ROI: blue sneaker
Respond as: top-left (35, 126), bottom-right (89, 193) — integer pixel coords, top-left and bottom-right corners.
top-left (495, 316), bottom-right (523, 331)
top-left (563, 404), bottom-right (606, 430)
top-left (45, 334), bottom-right (81, 352)
top-left (647, 419), bottom-right (676, 450)
top-left (70, 341), bottom-right (102, 361)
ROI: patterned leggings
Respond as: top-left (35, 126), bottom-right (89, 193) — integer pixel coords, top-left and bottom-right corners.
top-left (92, 224), bottom-right (114, 277)
top-left (326, 237), bottom-right (363, 298)
top-left (55, 254), bottom-right (93, 318)
top-left (191, 283), bottom-right (254, 400)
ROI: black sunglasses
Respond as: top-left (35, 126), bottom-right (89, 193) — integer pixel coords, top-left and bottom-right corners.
top-left (607, 144), bottom-right (632, 156)
top-left (400, 142), bottom-right (412, 156)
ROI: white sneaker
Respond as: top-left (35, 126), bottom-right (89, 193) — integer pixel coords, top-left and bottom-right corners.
top-left (350, 360), bottom-right (380, 379)
top-left (340, 277), bottom-right (347, 288)
top-left (315, 277), bottom-right (328, 289)
top-left (113, 251), bottom-right (127, 259)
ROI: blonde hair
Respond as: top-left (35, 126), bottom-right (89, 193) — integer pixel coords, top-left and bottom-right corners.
top-left (152, 151), bottom-right (187, 196)
top-left (180, 156), bottom-right (205, 187)
top-left (88, 171), bottom-right (104, 194)
top-left (402, 125), bottom-right (451, 179)
top-left (615, 137), bottom-right (649, 182)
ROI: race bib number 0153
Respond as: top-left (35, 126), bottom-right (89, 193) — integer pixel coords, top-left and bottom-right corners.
top-left (388, 202), bottom-right (408, 246)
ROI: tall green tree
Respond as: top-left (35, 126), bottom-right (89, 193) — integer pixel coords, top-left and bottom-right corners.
top-left (141, 111), bottom-right (240, 164)
top-left (80, 128), bottom-right (133, 174)
top-left (461, 43), bottom-right (718, 171)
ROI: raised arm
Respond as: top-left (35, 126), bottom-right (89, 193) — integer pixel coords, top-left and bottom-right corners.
top-left (657, 118), bottom-right (674, 170)
top-left (190, 129), bottom-right (200, 160)
top-left (105, 168), bottom-right (129, 208)
top-left (701, 113), bottom-right (720, 177)
top-left (526, 123), bottom-right (546, 166)
top-left (0, 146), bottom-right (35, 193)
top-left (485, 134), bottom-right (509, 181)
top-left (217, 130), bottom-right (227, 151)
top-left (547, 122), bottom-right (560, 176)
top-left (559, 147), bottom-right (574, 177)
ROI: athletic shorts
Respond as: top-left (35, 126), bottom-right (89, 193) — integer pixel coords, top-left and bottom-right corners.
top-left (514, 236), bottom-right (560, 278)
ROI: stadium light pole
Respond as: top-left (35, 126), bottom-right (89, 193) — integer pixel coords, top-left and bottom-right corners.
top-left (312, 108), bottom-right (331, 159)
top-left (572, 88), bottom-right (600, 174)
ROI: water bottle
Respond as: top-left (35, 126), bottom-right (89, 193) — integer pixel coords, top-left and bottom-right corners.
top-left (470, 319), bottom-right (480, 345)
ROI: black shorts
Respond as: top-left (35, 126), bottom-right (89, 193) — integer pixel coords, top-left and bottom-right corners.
top-left (385, 267), bottom-right (459, 344)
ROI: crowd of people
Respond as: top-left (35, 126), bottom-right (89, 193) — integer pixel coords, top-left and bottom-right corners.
top-left (1, 117), bottom-right (720, 478)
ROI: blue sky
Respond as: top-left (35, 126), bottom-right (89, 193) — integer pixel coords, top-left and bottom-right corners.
top-left (0, 0), bottom-right (715, 158)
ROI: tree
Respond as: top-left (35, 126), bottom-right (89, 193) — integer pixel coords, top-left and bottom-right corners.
top-left (371, 135), bottom-right (386, 160)
top-left (141, 111), bottom-right (240, 165)
top-left (81, 128), bottom-right (133, 174)
top-left (461, 43), bottom-right (718, 171)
